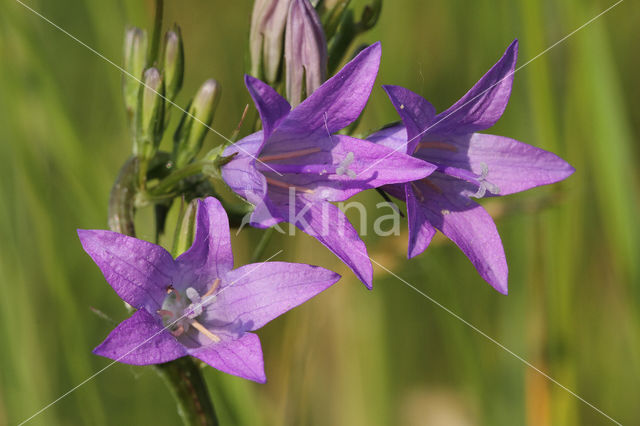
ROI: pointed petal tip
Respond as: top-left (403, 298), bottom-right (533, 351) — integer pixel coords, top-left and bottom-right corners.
top-left (489, 275), bottom-right (509, 295)
top-left (244, 73), bottom-right (258, 86)
top-left (357, 41), bottom-right (382, 62)
top-left (505, 39), bottom-right (519, 61)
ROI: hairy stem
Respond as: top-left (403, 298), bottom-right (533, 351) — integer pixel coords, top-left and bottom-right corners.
top-left (155, 358), bottom-right (219, 426)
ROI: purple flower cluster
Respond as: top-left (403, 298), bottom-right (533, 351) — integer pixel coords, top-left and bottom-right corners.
top-left (222, 40), bottom-right (574, 294)
top-left (81, 8), bottom-right (573, 382)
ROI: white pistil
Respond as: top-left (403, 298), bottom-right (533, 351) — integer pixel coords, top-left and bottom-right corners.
top-left (190, 320), bottom-right (221, 343)
top-left (266, 177), bottom-right (314, 193)
top-left (468, 163), bottom-right (500, 198)
top-left (259, 147), bottom-right (322, 162)
top-left (336, 152), bottom-right (356, 178)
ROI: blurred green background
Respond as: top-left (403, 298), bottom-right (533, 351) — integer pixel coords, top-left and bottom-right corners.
top-left (1, 0), bottom-right (638, 425)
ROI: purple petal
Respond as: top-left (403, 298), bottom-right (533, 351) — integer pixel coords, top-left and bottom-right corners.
top-left (244, 74), bottom-right (291, 141)
top-left (249, 197), bottom-right (286, 228)
top-left (175, 198), bottom-right (234, 292)
top-left (412, 174), bottom-right (508, 293)
top-left (189, 332), bottom-right (266, 383)
top-left (383, 85), bottom-right (436, 152)
top-left (415, 133), bottom-right (575, 196)
top-left (257, 134), bottom-right (436, 202)
top-left (267, 42), bottom-right (381, 147)
top-left (210, 262), bottom-right (339, 331)
top-left (93, 310), bottom-right (186, 365)
top-left (77, 229), bottom-right (175, 311)
top-left (405, 184), bottom-right (437, 258)
top-left (222, 132), bottom-right (269, 207)
top-left (367, 124), bottom-right (408, 153)
top-left (269, 194), bottom-right (373, 288)
top-left (431, 40), bottom-right (518, 135)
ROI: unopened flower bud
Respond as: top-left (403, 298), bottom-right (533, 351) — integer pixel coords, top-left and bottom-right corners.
top-left (285, 0), bottom-right (328, 106)
top-left (135, 68), bottom-right (165, 159)
top-left (163, 25), bottom-right (184, 102)
top-left (249, 0), bottom-right (292, 83)
top-left (123, 27), bottom-right (148, 116)
top-left (173, 199), bottom-right (198, 256)
top-left (173, 79), bottom-right (221, 168)
top-left (359, 0), bottom-right (382, 31)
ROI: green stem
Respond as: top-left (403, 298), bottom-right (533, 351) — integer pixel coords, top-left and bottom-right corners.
top-left (150, 160), bottom-right (208, 196)
top-left (250, 227), bottom-right (275, 263)
top-left (155, 358), bottom-right (219, 426)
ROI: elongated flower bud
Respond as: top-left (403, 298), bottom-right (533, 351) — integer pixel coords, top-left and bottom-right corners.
top-left (163, 25), bottom-right (184, 102)
top-left (249, 0), bottom-right (292, 83)
top-left (135, 68), bottom-right (165, 159)
top-left (123, 27), bottom-right (148, 116)
top-left (172, 199), bottom-right (198, 256)
top-left (173, 79), bottom-right (221, 168)
top-left (285, 0), bottom-right (328, 106)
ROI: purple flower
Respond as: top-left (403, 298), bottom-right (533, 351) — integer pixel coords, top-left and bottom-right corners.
top-left (368, 40), bottom-right (575, 294)
top-left (222, 43), bottom-right (436, 289)
top-left (78, 197), bottom-right (340, 383)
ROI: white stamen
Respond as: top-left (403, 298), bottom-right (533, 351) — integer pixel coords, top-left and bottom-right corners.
top-left (259, 147), bottom-right (322, 162)
top-left (202, 278), bottom-right (220, 299)
top-left (266, 177), bottom-right (314, 193)
top-left (191, 320), bottom-right (221, 343)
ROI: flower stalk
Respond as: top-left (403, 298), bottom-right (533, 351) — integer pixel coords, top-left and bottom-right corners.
top-left (154, 358), bottom-right (219, 426)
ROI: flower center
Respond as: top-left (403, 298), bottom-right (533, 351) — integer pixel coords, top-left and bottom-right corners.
top-left (257, 149), bottom-right (357, 179)
top-left (257, 149), bottom-right (357, 195)
top-left (158, 279), bottom-right (221, 343)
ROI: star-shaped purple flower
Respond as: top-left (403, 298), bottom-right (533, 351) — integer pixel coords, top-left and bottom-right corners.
top-left (78, 197), bottom-right (340, 383)
top-left (368, 40), bottom-right (575, 294)
top-left (222, 42), bottom-right (436, 288)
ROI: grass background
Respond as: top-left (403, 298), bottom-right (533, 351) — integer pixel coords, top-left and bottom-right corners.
top-left (0, 0), bottom-right (638, 425)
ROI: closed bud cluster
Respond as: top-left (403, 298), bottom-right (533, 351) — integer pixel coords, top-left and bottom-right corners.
top-left (163, 25), bottom-right (184, 102)
top-left (135, 68), bottom-right (165, 160)
top-left (285, 0), bottom-right (328, 106)
top-left (122, 27), bottom-right (148, 118)
top-left (249, 0), bottom-right (292, 83)
top-left (173, 79), bottom-right (221, 168)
